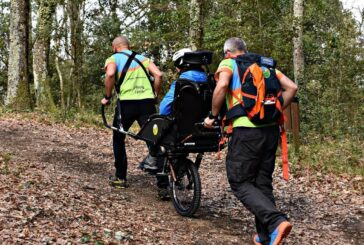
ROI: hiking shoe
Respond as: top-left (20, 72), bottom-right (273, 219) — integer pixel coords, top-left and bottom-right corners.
top-left (253, 234), bottom-right (263, 245)
top-left (269, 221), bottom-right (292, 245)
top-left (138, 154), bottom-right (158, 171)
top-left (108, 176), bottom-right (129, 189)
top-left (158, 187), bottom-right (171, 201)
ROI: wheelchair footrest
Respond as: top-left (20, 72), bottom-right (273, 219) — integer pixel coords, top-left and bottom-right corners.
top-left (156, 172), bottom-right (169, 177)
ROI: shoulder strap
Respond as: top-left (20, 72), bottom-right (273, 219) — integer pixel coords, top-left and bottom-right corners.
top-left (234, 59), bottom-right (244, 82)
top-left (115, 51), bottom-right (137, 94)
top-left (118, 51), bottom-right (154, 92)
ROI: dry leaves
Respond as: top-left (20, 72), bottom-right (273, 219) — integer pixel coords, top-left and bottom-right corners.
top-left (0, 117), bottom-right (363, 244)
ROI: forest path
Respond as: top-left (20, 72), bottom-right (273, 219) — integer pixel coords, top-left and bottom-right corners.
top-left (0, 116), bottom-right (362, 244)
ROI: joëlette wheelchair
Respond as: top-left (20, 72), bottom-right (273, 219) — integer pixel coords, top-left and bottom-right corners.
top-left (101, 51), bottom-right (223, 217)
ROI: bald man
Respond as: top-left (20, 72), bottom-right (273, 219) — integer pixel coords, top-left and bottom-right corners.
top-left (102, 36), bottom-right (164, 190)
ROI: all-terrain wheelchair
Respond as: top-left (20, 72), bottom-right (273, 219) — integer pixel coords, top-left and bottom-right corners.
top-left (101, 51), bottom-right (223, 217)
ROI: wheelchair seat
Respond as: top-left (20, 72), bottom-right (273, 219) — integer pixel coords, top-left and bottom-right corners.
top-left (137, 79), bottom-right (221, 153)
top-left (137, 51), bottom-right (221, 153)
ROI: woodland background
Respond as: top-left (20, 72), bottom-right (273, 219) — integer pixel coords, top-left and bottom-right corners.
top-left (0, 0), bottom-right (363, 175)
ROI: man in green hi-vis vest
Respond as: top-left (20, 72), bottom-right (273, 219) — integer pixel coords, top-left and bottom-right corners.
top-left (204, 37), bottom-right (298, 245)
top-left (101, 36), bottom-right (168, 193)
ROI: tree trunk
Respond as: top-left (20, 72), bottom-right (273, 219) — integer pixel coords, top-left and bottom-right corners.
top-left (68, 0), bottom-right (83, 109)
top-left (33, 0), bottom-right (57, 111)
top-left (54, 9), bottom-right (65, 112)
top-left (109, 0), bottom-right (121, 37)
top-left (189, 0), bottom-right (203, 50)
top-left (55, 56), bottom-right (65, 112)
top-left (293, 0), bottom-right (304, 85)
top-left (6, 0), bottom-right (32, 110)
top-left (292, 0), bottom-right (304, 153)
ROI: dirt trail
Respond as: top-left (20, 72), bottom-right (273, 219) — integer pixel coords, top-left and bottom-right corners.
top-left (0, 116), bottom-right (363, 244)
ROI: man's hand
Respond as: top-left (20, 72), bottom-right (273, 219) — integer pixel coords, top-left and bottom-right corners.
top-left (101, 97), bottom-right (111, 105)
top-left (203, 117), bottom-right (215, 129)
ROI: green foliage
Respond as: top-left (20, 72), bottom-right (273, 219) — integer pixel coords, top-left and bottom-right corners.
top-left (1, 0), bottom-right (363, 175)
top-left (290, 135), bottom-right (364, 176)
top-left (300, 0), bottom-right (364, 140)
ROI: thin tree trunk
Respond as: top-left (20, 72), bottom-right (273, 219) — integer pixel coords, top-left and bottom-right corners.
top-left (6, 0), bottom-right (32, 110)
top-left (68, 0), bottom-right (83, 109)
top-left (256, 0), bottom-right (265, 52)
top-left (293, 0), bottom-right (304, 85)
top-left (189, 0), bottom-right (203, 50)
top-left (33, 0), bottom-right (57, 111)
top-left (67, 67), bottom-right (73, 111)
top-left (110, 0), bottom-right (121, 36)
top-left (54, 10), bottom-right (65, 112)
top-left (292, 0), bottom-right (304, 153)
top-left (55, 56), bottom-right (65, 112)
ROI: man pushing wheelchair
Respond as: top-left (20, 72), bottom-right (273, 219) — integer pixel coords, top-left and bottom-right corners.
top-left (101, 36), bottom-right (218, 203)
top-left (101, 35), bottom-right (297, 245)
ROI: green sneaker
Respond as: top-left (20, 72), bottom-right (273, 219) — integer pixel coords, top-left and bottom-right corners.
top-left (109, 176), bottom-right (129, 189)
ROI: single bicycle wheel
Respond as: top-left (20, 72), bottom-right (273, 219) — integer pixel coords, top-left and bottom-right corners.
top-left (170, 158), bottom-right (201, 217)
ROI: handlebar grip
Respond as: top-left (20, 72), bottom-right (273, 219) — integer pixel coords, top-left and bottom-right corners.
top-left (196, 122), bottom-right (221, 130)
top-left (101, 105), bottom-right (111, 129)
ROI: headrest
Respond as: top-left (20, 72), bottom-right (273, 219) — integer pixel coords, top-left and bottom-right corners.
top-left (182, 51), bottom-right (213, 65)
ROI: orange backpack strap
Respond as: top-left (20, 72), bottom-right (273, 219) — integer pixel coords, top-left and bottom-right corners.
top-left (225, 90), bottom-right (235, 135)
top-left (275, 90), bottom-right (283, 114)
top-left (280, 125), bottom-right (289, 181)
top-left (244, 64), bottom-right (265, 120)
top-left (221, 115), bottom-right (233, 134)
top-left (217, 116), bottom-right (230, 160)
top-left (217, 134), bottom-right (228, 160)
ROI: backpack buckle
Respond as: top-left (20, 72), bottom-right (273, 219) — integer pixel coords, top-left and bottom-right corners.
top-left (264, 94), bottom-right (277, 105)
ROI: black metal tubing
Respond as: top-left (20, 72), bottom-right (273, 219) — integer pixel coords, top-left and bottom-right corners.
top-left (100, 104), bottom-right (148, 142)
top-left (101, 104), bottom-right (111, 129)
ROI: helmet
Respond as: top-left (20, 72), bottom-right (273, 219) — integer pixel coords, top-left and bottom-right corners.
top-left (172, 48), bottom-right (192, 67)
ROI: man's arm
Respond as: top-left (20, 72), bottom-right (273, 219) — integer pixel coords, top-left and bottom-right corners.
top-left (148, 61), bottom-right (163, 96)
top-left (279, 75), bottom-right (298, 109)
top-left (204, 71), bottom-right (231, 128)
top-left (101, 62), bottom-right (117, 105)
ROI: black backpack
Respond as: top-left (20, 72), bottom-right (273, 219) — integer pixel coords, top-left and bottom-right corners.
top-left (226, 53), bottom-right (284, 125)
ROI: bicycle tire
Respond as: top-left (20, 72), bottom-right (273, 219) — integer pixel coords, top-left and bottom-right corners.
top-left (171, 158), bottom-right (201, 217)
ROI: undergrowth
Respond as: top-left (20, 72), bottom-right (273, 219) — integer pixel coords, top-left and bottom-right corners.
top-left (289, 135), bottom-right (363, 177)
top-left (1, 108), bottom-right (362, 177)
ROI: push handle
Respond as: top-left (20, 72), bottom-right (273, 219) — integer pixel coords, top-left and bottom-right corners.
top-left (196, 121), bottom-right (221, 130)
top-left (101, 104), bottom-right (111, 129)
top-left (100, 104), bottom-right (139, 139)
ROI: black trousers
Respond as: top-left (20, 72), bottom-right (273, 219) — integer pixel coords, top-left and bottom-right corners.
top-left (226, 126), bottom-right (287, 245)
top-left (112, 99), bottom-right (155, 179)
